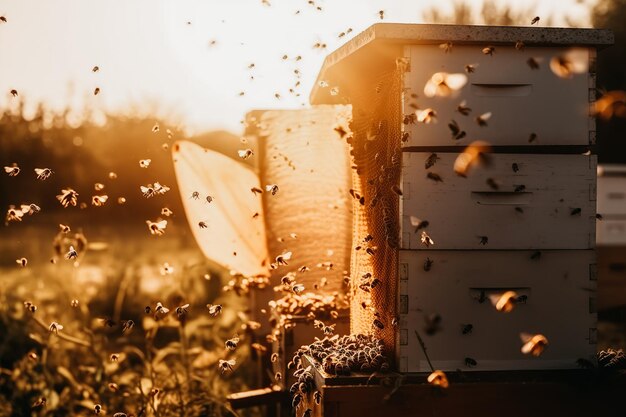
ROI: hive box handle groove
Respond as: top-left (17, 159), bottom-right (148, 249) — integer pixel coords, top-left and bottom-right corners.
top-left (471, 83), bottom-right (532, 97)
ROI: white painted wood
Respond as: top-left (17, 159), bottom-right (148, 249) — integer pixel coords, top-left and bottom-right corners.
top-left (397, 250), bottom-right (596, 372)
top-left (597, 220), bottom-right (626, 245)
top-left (598, 246), bottom-right (626, 309)
top-left (403, 45), bottom-right (592, 147)
top-left (597, 172), bottom-right (626, 217)
top-left (401, 153), bottom-right (596, 250)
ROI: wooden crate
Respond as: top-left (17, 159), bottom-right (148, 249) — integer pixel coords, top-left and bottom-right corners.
top-left (397, 250), bottom-right (596, 372)
top-left (403, 45), bottom-right (595, 147)
top-left (401, 153), bottom-right (597, 250)
top-left (296, 356), bottom-right (625, 417)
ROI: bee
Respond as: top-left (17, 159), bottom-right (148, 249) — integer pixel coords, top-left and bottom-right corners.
top-left (378, 10), bottom-right (384, 19)
top-left (24, 301), bottom-right (37, 312)
top-left (32, 397), bottom-right (47, 409)
top-left (139, 159), bottom-right (151, 168)
top-left (596, 213), bottom-right (603, 220)
top-left (0, 16), bottom-right (7, 23)
top-left (155, 302), bottom-right (169, 314)
top-left (512, 163), bottom-right (519, 173)
top-left (531, 250), bottom-right (542, 260)
top-left (110, 353), bottom-right (122, 362)
top-left (266, 184), bottom-right (279, 195)
top-left (207, 304), bottom-right (223, 317)
top-left (440, 42), bottom-right (453, 53)
top-left (276, 251), bottom-right (292, 265)
top-left (475, 112), bottom-right (492, 127)
top-left (520, 333), bottom-right (548, 356)
top-left (303, 408), bottom-right (313, 417)
top-left (270, 352), bottom-right (279, 363)
top-left (92, 65), bottom-right (99, 72)
top-left (198, 221), bottom-right (208, 229)
top-left (251, 187), bottom-right (263, 196)
top-left (478, 236), bottom-right (488, 245)
top-left (175, 303), bottom-right (190, 318)
top-left (28, 352), bottom-right (38, 361)
top-left (121, 320), bottom-right (134, 334)
top-left (516, 294), bottom-right (528, 304)
top-left (49, 321), bottom-right (63, 334)
top-left (21, 203), bottom-right (41, 215)
top-left (34, 168), bottom-right (53, 180)
top-left (514, 184), bottom-right (526, 193)
top-left (141, 185), bottom-right (157, 198)
top-left (448, 119), bottom-right (466, 140)
top-left (292, 284), bottom-right (305, 294)
top-left (464, 63), bottom-right (477, 73)
top-left (427, 370), bottom-right (449, 388)
top-left (4, 164), bottom-right (20, 176)
top-left (6, 207), bottom-right (24, 224)
top-left (372, 319), bottom-right (385, 330)
top-left (190, 191), bottom-right (200, 200)
top-left (94, 87), bottom-right (100, 95)
top-left (108, 383), bottom-right (119, 392)
top-left (424, 313), bottom-right (442, 335)
top-left (314, 391), bottom-right (322, 404)
top-left (423, 257), bottom-right (434, 271)
top-left (461, 323), bottom-right (473, 335)
top-left (421, 231), bottom-right (434, 247)
top-left (529, 133), bottom-right (537, 143)
top-left (515, 40), bottom-right (525, 50)
top-left (515, 207), bottom-right (524, 213)
top-left (94, 404), bottom-right (102, 414)
top-left (161, 207), bottom-right (173, 217)
top-left (571, 207), bottom-right (582, 216)
top-left (424, 72), bottom-right (467, 98)
top-left (10, 89), bottom-right (17, 97)
top-left (426, 172), bottom-right (443, 182)
top-left (117, 197), bottom-right (126, 204)
top-left (482, 46), bottom-right (495, 56)
top-left (91, 195), bottom-right (108, 206)
top-left (330, 86), bottom-right (339, 96)
top-left (94, 183), bottom-right (105, 191)
top-left (16, 257), bottom-right (28, 267)
top-left (218, 359), bottom-right (236, 374)
top-left (146, 219), bottom-right (167, 236)
top-left (292, 393), bottom-right (303, 409)
top-left (275, 372), bottom-right (282, 382)
top-left (417, 108), bottom-right (437, 124)
top-left (57, 188), bottom-right (79, 208)
top-left (410, 216), bottom-right (429, 232)
top-left (486, 178), bottom-right (499, 190)
top-left (160, 262), bottom-right (174, 275)
top-left (456, 100), bottom-right (472, 116)
top-left (490, 290), bottom-right (518, 313)
top-left (425, 153), bottom-right (440, 170)
top-left (527, 57), bottom-right (541, 69)
top-left (531, 16), bottom-right (540, 25)
top-left (238, 149), bottom-right (254, 159)
top-left (465, 357), bottom-right (478, 367)
top-left (65, 245), bottom-right (78, 260)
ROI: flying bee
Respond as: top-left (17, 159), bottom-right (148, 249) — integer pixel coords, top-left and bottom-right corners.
top-left (24, 301), bottom-right (37, 312)
top-left (427, 370), bottom-right (449, 388)
top-left (57, 188), bottom-right (79, 208)
top-left (531, 16), bottom-right (540, 25)
top-left (410, 216), bottom-right (429, 232)
top-left (155, 302), bottom-right (169, 314)
top-left (486, 178), bottom-right (499, 190)
top-left (152, 123), bottom-right (160, 133)
top-left (516, 294), bottom-right (528, 304)
top-left (146, 219), bottom-right (167, 236)
top-left (457, 100), bottom-right (472, 116)
top-left (139, 159), bottom-right (151, 168)
top-left (465, 357), bottom-right (478, 367)
top-left (16, 257), bottom-right (27, 267)
top-left (238, 149), bottom-right (254, 159)
top-left (515, 207), bottom-right (524, 213)
top-left (529, 133), bottom-right (537, 143)
top-left (482, 46), bottom-right (495, 56)
top-left (424, 72), bottom-right (467, 98)
top-left (91, 195), bottom-right (108, 206)
top-left (190, 191), bottom-right (200, 199)
top-left (378, 9), bottom-right (384, 19)
top-left (10, 89), bottom-right (17, 96)
top-left (424, 257), bottom-right (434, 271)
top-left (314, 391), bottom-right (322, 405)
top-left (576, 358), bottom-right (595, 369)
top-left (117, 197), bottom-right (126, 204)
top-left (531, 250), bottom-right (542, 260)
top-left (32, 397), bottom-right (46, 409)
top-left (439, 42), bottom-right (453, 53)
top-left (475, 112), bottom-right (492, 127)
top-left (218, 359), bottom-right (236, 374)
top-left (207, 304), bottom-right (223, 317)
top-left (198, 221), bottom-right (208, 229)
top-left (94, 87), bottom-right (100, 95)
top-left (571, 207), bottom-right (582, 216)
top-left (425, 153), bottom-right (440, 169)
top-left (515, 40), bottom-right (525, 50)
top-left (465, 64), bottom-right (478, 73)
top-left (512, 163), bottom-right (520, 173)
top-left (417, 108), bottom-right (437, 124)
top-left (292, 284), bottom-right (305, 294)
top-left (175, 303), bottom-right (190, 318)
top-left (372, 319), bottom-right (385, 330)
top-left (121, 320), bottom-right (134, 334)
top-left (266, 184), bottom-right (279, 195)
top-left (514, 184), bottom-right (526, 193)
top-left (110, 353), bottom-right (123, 362)
top-left (65, 245), bottom-right (78, 260)
top-left (275, 251), bottom-right (292, 265)
top-left (6, 206), bottom-right (24, 224)
top-left (21, 203), bottom-right (41, 215)
top-left (448, 119), bottom-right (466, 140)
top-left (454, 141), bottom-right (492, 177)
top-left (92, 65), bottom-right (99, 72)
top-left (421, 231), bottom-right (434, 247)
top-left (94, 404), bottom-right (102, 414)
top-left (461, 323), bottom-right (473, 335)
top-left (48, 321), bottom-right (63, 334)
top-left (426, 172), bottom-right (443, 182)
top-left (4, 164), bottom-right (20, 176)
top-left (490, 290), bottom-right (518, 313)
top-left (527, 57), bottom-right (541, 69)
top-left (424, 313), bottom-right (442, 335)
top-left (34, 168), bottom-right (53, 180)
top-left (108, 383), bottom-right (119, 392)
top-left (161, 207), bottom-right (173, 217)
top-left (520, 333), bottom-right (548, 356)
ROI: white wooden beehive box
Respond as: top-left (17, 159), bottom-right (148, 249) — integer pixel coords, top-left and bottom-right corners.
top-left (310, 23), bottom-right (612, 372)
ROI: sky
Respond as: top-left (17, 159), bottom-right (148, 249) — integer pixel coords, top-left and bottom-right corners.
top-left (0, 0), bottom-right (597, 134)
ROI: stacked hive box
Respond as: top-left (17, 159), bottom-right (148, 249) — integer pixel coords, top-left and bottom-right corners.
top-left (596, 165), bottom-right (626, 310)
top-left (311, 24), bottom-right (613, 372)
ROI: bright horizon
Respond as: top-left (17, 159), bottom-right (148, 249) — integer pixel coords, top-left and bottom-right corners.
top-left (0, 0), bottom-right (596, 135)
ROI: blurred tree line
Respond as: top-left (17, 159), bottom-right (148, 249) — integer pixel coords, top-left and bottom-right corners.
top-left (422, 0), bottom-right (626, 164)
top-left (0, 100), bottom-right (241, 223)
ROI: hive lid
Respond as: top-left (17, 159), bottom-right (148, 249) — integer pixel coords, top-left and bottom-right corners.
top-left (310, 23), bottom-right (614, 104)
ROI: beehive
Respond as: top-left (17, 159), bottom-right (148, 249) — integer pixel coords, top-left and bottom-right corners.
top-left (310, 23), bottom-right (613, 372)
top-left (596, 164), bottom-right (626, 310)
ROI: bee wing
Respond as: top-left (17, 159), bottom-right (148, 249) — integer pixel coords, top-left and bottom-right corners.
top-left (20, 204), bottom-right (31, 213)
top-left (519, 332), bottom-right (533, 343)
top-left (227, 359), bottom-right (236, 366)
top-left (479, 112), bottom-right (492, 121)
top-left (3, 166), bottom-right (11, 173)
top-left (172, 141), bottom-right (269, 278)
top-left (564, 48), bottom-right (589, 74)
top-left (140, 186), bottom-right (150, 193)
top-left (445, 73), bottom-right (468, 91)
top-left (156, 219), bottom-right (168, 229)
top-left (34, 168), bottom-right (44, 175)
top-left (423, 80), bottom-right (438, 98)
